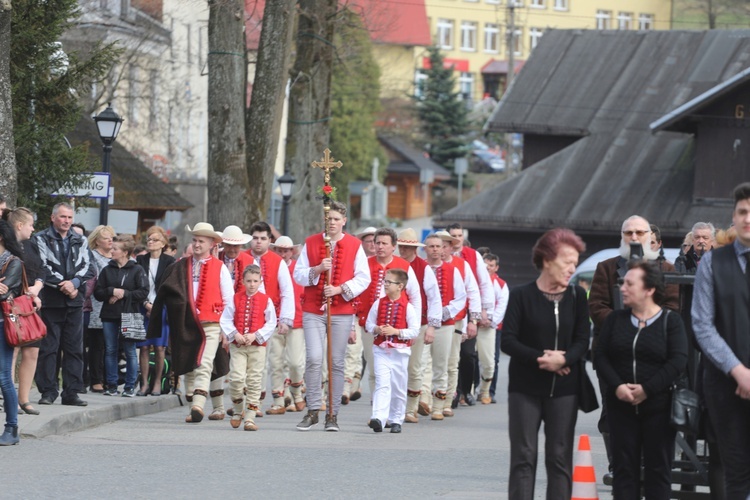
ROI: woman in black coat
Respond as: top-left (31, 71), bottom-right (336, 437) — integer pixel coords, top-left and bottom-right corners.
top-left (595, 261), bottom-right (687, 499)
top-left (135, 226), bottom-right (175, 396)
top-left (501, 228), bottom-right (591, 500)
top-left (94, 235), bottom-right (148, 397)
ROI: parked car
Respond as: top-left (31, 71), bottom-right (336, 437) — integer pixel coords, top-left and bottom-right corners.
top-left (570, 247), bottom-right (681, 287)
top-left (470, 150), bottom-right (505, 173)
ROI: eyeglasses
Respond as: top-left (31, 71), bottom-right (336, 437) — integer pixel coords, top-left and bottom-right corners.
top-left (383, 280), bottom-right (402, 286)
top-left (622, 230), bottom-right (650, 237)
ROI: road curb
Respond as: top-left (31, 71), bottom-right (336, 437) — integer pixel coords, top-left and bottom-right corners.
top-left (20, 395), bottom-right (183, 439)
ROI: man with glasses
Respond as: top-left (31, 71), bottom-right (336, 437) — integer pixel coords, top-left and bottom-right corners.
top-left (588, 215), bottom-right (679, 484)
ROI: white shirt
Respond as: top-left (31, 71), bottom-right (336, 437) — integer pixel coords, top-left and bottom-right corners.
top-left (365, 297), bottom-right (420, 352)
top-left (293, 235), bottom-right (371, 302)
top-left (147, 258), bottom-right (159, 303)
top-left (491, 277), bottom-right (509, 330)
top-left (220, 293), bottom-right (278, 344)
top-left (458, 248), bottom-right (495, 313)
top-left (448, 257), bottom-right (482, 315)
top-left (368, 257), bottom-right (422, 322)
top-left (421, 265), bottom-right (443, 327)
top-left (430, 264), bottom-right (467, 321)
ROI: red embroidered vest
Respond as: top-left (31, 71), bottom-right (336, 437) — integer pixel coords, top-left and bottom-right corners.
top-left (373, 293), bottom-right (412, 348)
top-left (301, 232), bottom-right (361, 315)
top-left (252, 251), bottom-right (283, 317)
top-left (191, 257), bottom-right (226, 323)
top-left (409, 256), bottom-right (430, 326)
top-left (220, 251), bottom-right (255, 294)
top-left (288, 260), bottom-right (303, 329)
top-left (460, 246), bottom-right (478, 282)
top-left (233, 291), bottom-right (270, 346)
top-left (491, 274), bottom-right (506, 329)
top-left (358, 255), bottom-right (411, 327)
top-left (450, 255), bottom-right (468, 321)
top-left (432, 262), bottom-right (457, 326)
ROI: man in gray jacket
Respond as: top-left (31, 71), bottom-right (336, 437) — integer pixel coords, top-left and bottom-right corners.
top-left (31, 202), bottom-right (94, 406)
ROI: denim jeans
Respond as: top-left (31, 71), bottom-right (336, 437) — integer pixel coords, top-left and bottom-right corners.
top-left (0, 322), bottom-right (19, 427)
top-left (102, 321), bottom-right (138, 390)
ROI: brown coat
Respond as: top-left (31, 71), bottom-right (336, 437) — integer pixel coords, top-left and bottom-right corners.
top-left (147, 258), bottom-right (229, 379)
top-left (589, 255), bottom-right (680, 332)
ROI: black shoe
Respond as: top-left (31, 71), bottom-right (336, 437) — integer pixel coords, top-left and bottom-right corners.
top-left (464, 393), bottom-right (476, 406)
top-left (451, 394), bottom-right (459, 409)
top-left (384, 422), bottom-right (392, 429)
top-left (490, 395), bottom-right (497, 404)
top-left (324, 414), bottom-right (339, 432)
top-left (38, 396), bottom-right (54, 405)
top-left (368, 418), bottom-right (383, 433)
top-left (296, 410), bottom-right (319, 431)
top-left (61, 397), bottom-right (88, 407)
top-left (78, 388), bottom-right (88, 395)
top-left (390, 423), bottom-right (402, 434)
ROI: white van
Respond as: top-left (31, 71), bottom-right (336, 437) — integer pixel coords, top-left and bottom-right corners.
top-left (570, 248), bottom-right (681, 287)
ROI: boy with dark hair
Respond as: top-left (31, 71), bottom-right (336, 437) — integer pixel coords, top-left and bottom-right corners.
top-left (366, 268), bottom-right (419, 434)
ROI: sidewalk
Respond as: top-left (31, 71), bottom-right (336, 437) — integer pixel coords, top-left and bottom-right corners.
top-left (13, 388), bottom-right (183, 439)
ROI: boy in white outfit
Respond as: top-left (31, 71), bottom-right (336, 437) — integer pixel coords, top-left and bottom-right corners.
top-left (366, 269), bottom-right (420, 434)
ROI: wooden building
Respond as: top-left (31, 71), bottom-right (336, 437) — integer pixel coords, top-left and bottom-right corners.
top-left (437, 29), bottom-right (750, 285)
top-left (380, 135), bottom-right (450, 220)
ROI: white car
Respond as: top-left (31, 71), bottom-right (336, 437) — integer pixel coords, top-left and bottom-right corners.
top-left (571, 247), bottom-right (681, 287)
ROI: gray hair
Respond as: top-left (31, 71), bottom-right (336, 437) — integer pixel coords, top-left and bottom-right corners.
top-left (52, 202), bottom-right (73, 215)
top-left (691, 222), bottom-right (715, 238)
top-left (621, 215), bottom-right (650, 231)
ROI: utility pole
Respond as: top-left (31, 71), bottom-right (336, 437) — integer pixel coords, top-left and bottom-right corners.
top-left (506, 1), bottom-right (517, 175)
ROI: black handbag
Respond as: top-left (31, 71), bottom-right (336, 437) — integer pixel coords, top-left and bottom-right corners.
top-left (671, 385), bottom-right (701, 434)
top-left (578, 359), bottom-right (600, 413)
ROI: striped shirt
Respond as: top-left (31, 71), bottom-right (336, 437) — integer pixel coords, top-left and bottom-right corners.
top-left (691, 239), bottom-right (750, 375)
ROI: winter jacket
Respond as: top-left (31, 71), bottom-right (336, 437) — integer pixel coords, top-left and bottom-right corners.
top-left (94, 259), bottom-right (149, 321)
top-left (0, 252), bottom-right (24, 304)
top-left (30, 226), bottom-right (95, 308)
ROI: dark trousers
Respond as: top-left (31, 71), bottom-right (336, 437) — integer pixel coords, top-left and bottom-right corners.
top-left (489, 328), bottom-right (501, 397)
top-left (607, 401), bottom-right (674, 500)
top-left (458, 337), bottom-right (477, 396)
top-left (704, 369), bottom-right (750, 500)
top-left (35, 307), bottom-right (85, 401)
top-left (84, 325), bottom-right (105, 388)
top-left (508, 392), bottom-right (578, 500)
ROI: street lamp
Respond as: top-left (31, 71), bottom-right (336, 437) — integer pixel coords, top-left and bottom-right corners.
top-left (277, 170), bottom-right (296, 236)
top-left (93, 103), bottom-right (123, 225)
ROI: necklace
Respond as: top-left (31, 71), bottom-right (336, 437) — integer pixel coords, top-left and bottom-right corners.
top-left (632, 308), bottom-right (662, 327)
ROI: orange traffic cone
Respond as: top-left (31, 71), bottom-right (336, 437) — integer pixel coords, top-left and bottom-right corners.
top-left (571, 434), bottom-right (599, 500)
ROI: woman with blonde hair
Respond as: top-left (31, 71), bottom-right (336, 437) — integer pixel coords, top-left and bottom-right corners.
top-left (85, 224), bottom-right (117, 393)
top-left (2, 208), bottom-right (44, 415)
top-left (135, 225), bottom-right (175, 395)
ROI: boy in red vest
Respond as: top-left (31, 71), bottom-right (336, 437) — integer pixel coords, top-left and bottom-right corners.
top-left (366, 268), bottom-right (419, 434)
top-left (479, 253), bottom-right (509, 404)
top-left (220, 265), bottom-right (277, 431)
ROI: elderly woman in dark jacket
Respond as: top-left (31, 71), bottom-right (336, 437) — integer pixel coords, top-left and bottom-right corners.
top-left (501, 228), bottom-right (591, 500)
top-left (595, 261), bottom-right (687, 499)
top-left (94, 235), bottom-right (148, 397)
top-left (0, 220), bottom-right (26, 445)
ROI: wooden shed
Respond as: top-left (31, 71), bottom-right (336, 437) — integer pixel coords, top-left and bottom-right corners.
top-left (380, 135), bottom-right (450, 220)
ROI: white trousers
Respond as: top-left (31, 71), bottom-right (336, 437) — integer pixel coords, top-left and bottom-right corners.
top-left (371, 346), bottom-right (410, 426)
top-left (183, 322), bottom-right (222, 410)
top-left (476, 326), bottom-right (497, 395)
top-left (268, 326), bottom-right (306, 405)
top-left (343, 324), bottom-right (363, 395)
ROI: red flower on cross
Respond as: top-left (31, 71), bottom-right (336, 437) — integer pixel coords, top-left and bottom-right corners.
top-left (323, 185), bottom-right (333, 195)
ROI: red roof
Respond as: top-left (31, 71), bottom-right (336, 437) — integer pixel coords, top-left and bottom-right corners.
top-left (245, 0), bottom-right (430, 50)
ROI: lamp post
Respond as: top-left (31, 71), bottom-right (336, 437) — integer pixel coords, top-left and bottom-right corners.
top-left (277, 170), bottom-right (296, 236)
top-left (93, 103), bottom-right (123, 225)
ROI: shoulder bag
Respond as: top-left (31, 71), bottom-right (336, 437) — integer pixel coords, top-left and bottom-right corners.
top-left (1, 258), bottom-right (48, 347)
top-left (120, 290), bottom-right (147, 341)
top-left (662, 310), bottom-right (701, 434)
top-left (570, 285), bottom-right (599, 412)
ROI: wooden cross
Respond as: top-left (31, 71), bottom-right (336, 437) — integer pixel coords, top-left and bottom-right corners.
top-left (311, 148), bottom-right (343, 185)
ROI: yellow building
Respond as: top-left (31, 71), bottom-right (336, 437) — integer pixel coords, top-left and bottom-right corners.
top-left (421, 0), bottom-right (674, 101)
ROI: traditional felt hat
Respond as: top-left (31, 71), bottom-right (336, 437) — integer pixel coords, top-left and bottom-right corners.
top-left (271, 236), bottom-right (298, 249)
top-left (435, 230), bottom-right (459, 243)
top-left (397, 228), bottom-right (425, 247)
top-left (221, 225), bottom-right (252, 246)
top-left (185, 222), bottom-right (223, 243)
top-left (356, 226), bottom-right (377, 239)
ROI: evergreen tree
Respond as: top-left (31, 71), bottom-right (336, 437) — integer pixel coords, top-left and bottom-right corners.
top-left (329, 8), bottom-right (386, 198)
top-left (10, 0), bottom-right (119, 214)
top-left (413, 46), bottom-right (468, 170)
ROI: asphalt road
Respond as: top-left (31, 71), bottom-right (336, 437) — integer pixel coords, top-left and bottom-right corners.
top-left (2, 358), bottom-right (613, 499)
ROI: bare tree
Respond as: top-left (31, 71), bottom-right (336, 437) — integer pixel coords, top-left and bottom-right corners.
top-left (245, 0), bottom-right (295, 225)
top-left (284, 0), bottom-right (338, 244)
top-left (207, 0), bottom-right (250, 228)
top-left (676, 0), bottom-right (750, 28)
top-left (0, 0), bottom-right (17, 206)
